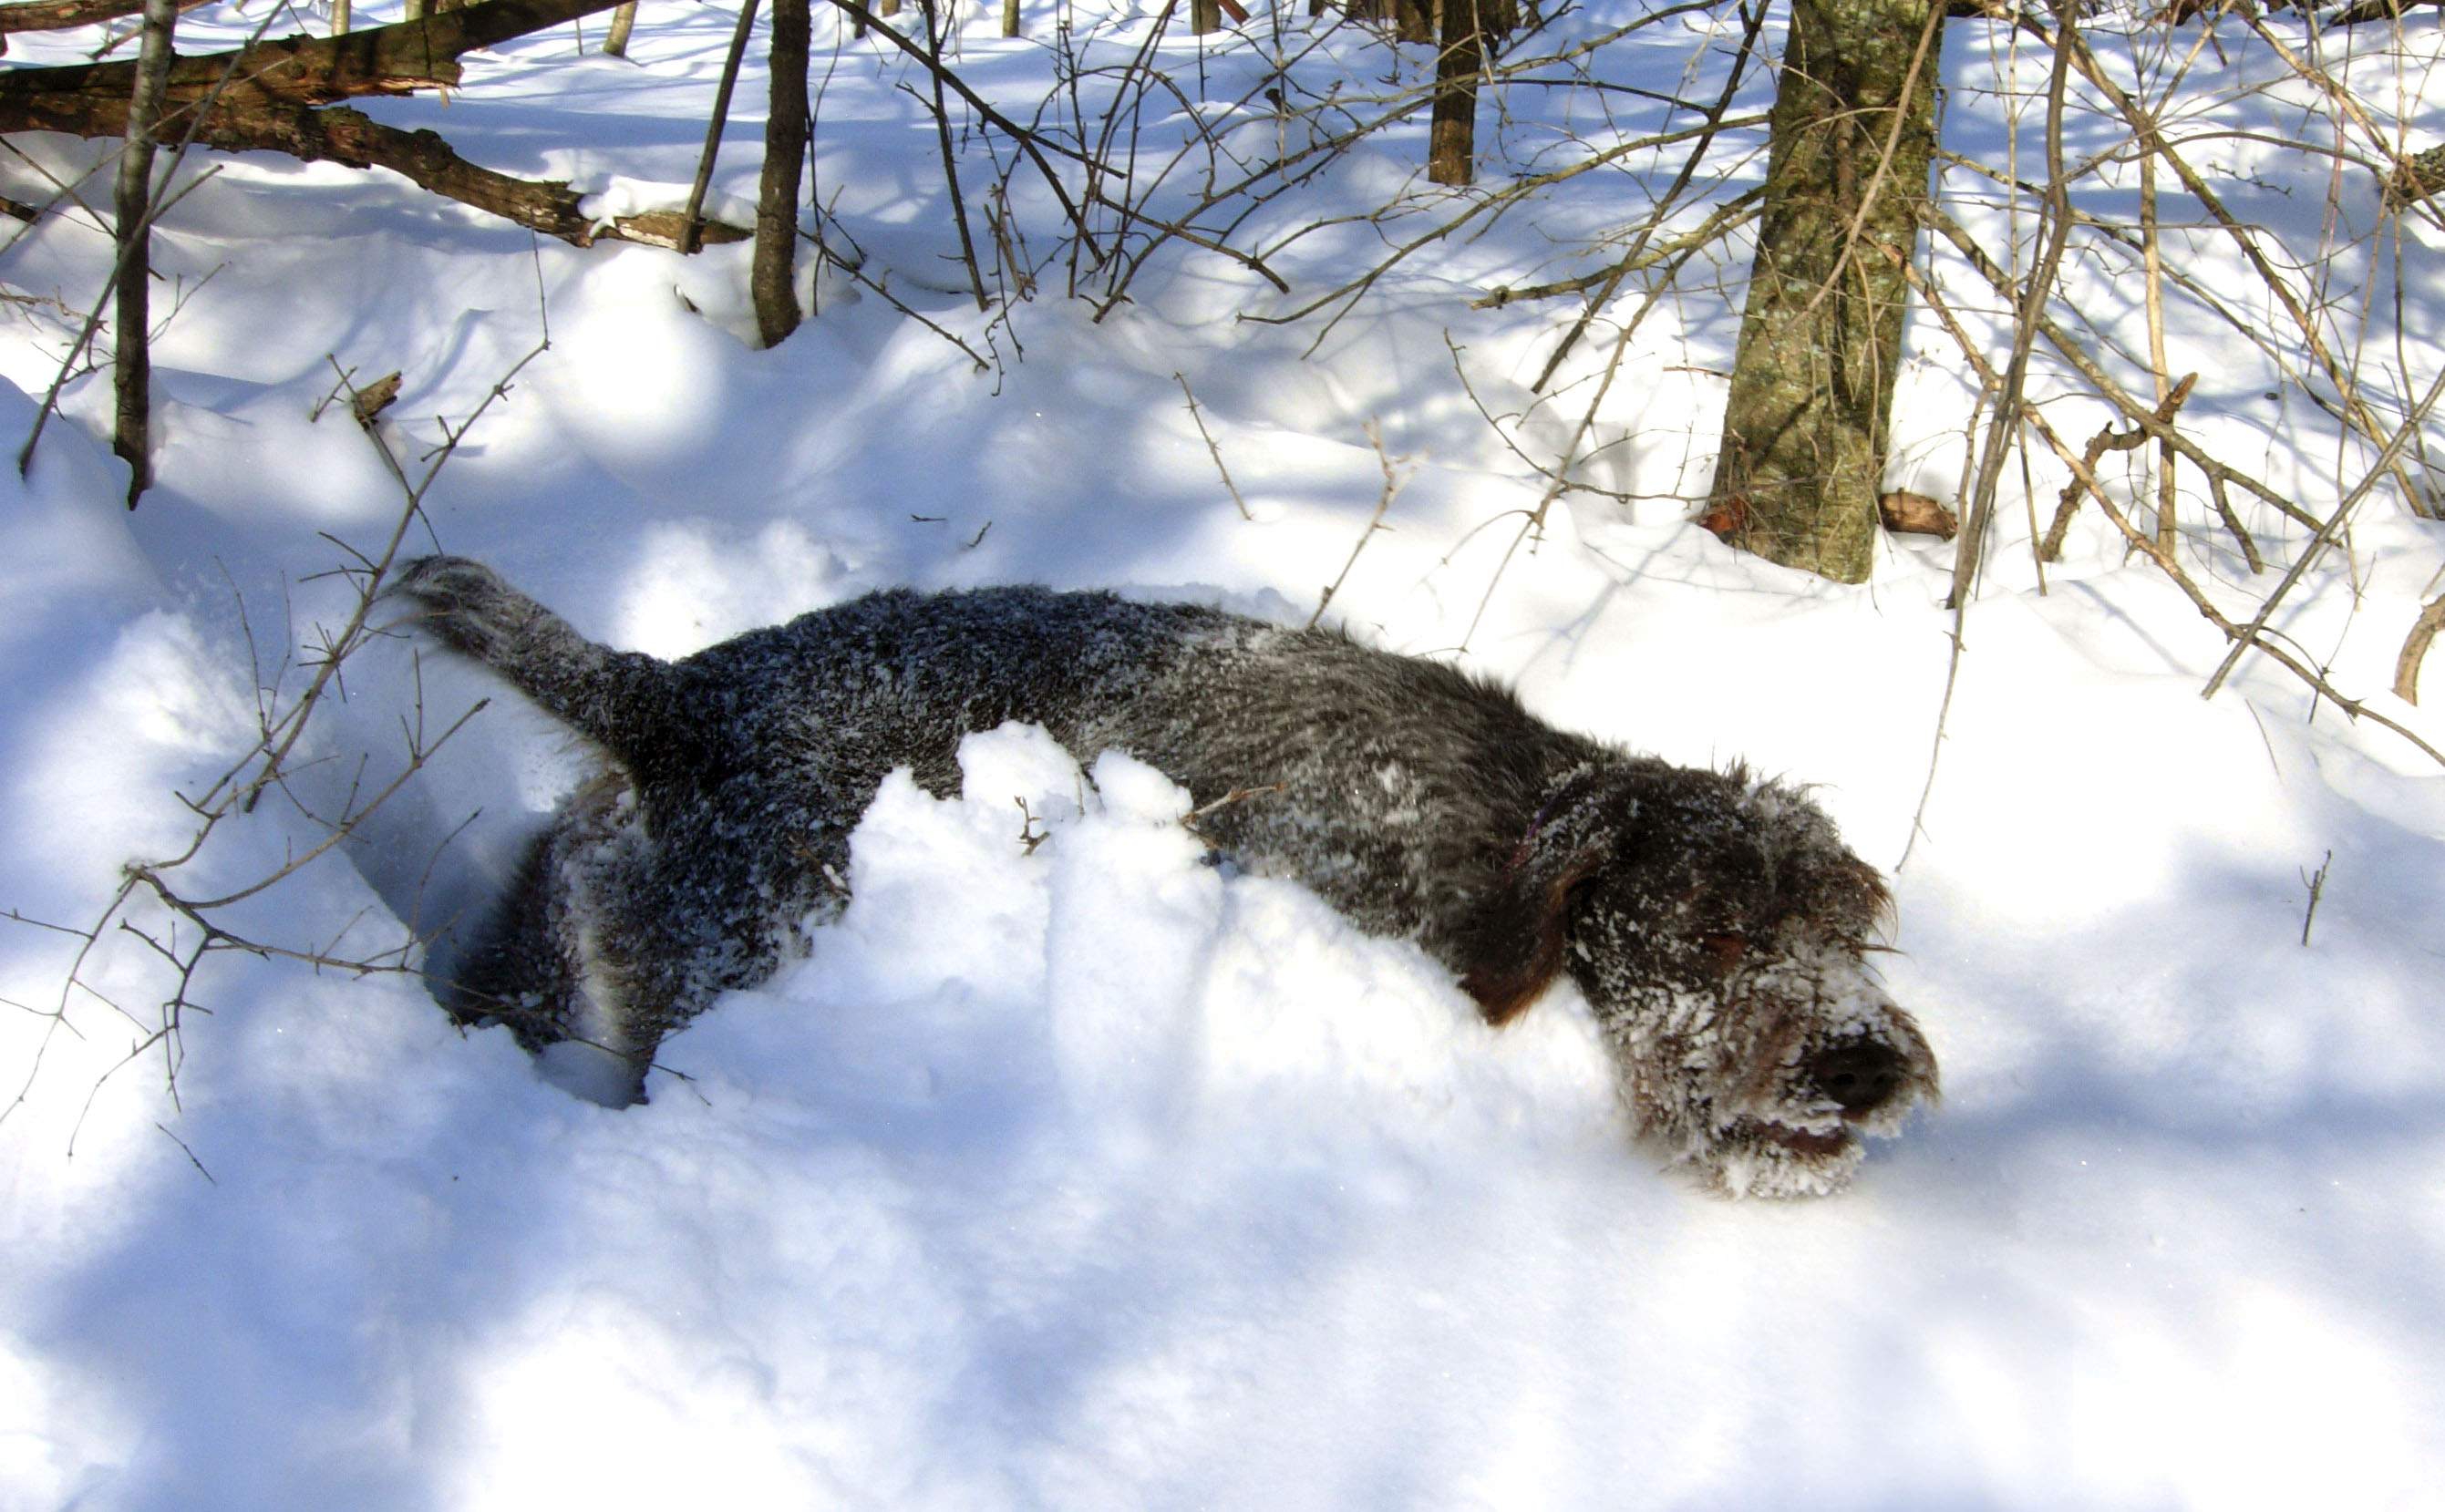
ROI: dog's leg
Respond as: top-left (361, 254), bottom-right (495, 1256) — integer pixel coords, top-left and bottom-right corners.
top-left (390, 556), bottom-right (672, 761)
top-left (442, 773), bottom-right (671, 1103)
top-left (438, 816), bottom-right (583, 1049)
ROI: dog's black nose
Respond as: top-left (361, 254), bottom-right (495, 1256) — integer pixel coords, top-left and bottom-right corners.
top-left (1807, 1041), bottom-right (1904, 1116)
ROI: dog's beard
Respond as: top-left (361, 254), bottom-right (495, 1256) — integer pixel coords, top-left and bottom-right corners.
top-left (1609, 979), bottom-right (1936, 1200)
top-left (1688, 1114), bottom-right (1866, 1199)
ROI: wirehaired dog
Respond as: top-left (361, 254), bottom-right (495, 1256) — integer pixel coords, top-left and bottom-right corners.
top-left (395, 556), bottom-right (1936, 1198)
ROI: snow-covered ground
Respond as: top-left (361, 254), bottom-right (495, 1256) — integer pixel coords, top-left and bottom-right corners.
top-left (4, 3), bottom-right (2444, 1507)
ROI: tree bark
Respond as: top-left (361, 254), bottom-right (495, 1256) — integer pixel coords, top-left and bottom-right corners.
top-left (2388, 143), bottom-right (2445, 206)
top-left (752, 0), bottom-right (809, 346)
top-left (1426, 0), bottom-right (1484, 187)
top-left (1707, 0), bottom-right (1943, 582)
top-left (603, 0), bottom-right (637, 55)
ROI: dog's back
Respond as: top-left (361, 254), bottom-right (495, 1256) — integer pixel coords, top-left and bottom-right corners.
top-left (398, 560), bottom-right (1583, 1085)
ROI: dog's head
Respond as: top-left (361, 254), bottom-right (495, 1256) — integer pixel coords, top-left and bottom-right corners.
top-left (1459, 764), bottom-right (1937, 1198)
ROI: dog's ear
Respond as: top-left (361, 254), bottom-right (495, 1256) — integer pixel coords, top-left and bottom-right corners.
top-left (1456, 822), bottom-right (1614, 1027)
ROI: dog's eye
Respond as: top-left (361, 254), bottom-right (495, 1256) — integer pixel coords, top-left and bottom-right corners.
top-left (1702, 931), bottom-right (1746, 975)
top-left (1563, 875), bottom-right (1601, 914)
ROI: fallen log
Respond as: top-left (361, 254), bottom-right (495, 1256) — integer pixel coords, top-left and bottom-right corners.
top-left (0, 0), bottom-right (634, 136)
top-left (0, 0), bottom-right (752, 248)
top-left (187, 101), bottom-right (749, 248)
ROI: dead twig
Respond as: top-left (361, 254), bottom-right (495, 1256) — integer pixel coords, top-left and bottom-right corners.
top-left (2202, 358), bottom-right (2445, 701)
top-left (1175, 373), bottom-right (1252, 521)
top-left (2298, 850), bottom-right (2331, 946)
top-left (2070, 438), bottom-right (2445, 769)
top-left (1181, 783), bottom-right (1287, 839)
top-left (2036, 373), bottom-right (2198, 563)
top-left (1310, 420), bottom-right (1406, 629)
top-left (680, 0), bottom-right (761, 257)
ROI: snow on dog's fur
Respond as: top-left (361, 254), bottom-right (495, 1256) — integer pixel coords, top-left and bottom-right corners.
top-left (394, 556), bottom-right (1936, 1197)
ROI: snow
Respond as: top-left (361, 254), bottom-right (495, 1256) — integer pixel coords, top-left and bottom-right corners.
top-left (4, 1), bottom-right (2445, 1507)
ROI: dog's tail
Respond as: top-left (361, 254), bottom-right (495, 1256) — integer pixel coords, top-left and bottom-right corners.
top-left (390, 556), bottom-right (673, 760)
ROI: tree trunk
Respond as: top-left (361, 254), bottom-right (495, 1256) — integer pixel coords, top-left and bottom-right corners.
top-left (603, 1), bottom-right (635, 55)
top-left (753, 0), bottom-right (808, 346)
top-left (113, 0), bottom-right (175, 506)
top-left (1707, 0), bottom-right (1942, 582)
top-left (1427, 0), bottom-right (1483, 186)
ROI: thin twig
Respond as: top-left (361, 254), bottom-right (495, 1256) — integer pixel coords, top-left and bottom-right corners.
top-left (1309, 420), bottom-right (1405, 629)
top-left (680, 0), bottom-right (762, 256)
top-left (2298, 849), bottom-right (2332, 946)
top-left (1175, 373), bottom-right (1252, 520)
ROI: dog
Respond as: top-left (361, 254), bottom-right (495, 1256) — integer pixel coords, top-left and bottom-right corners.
top-left (393, 556), bottom-right (1936, 1198)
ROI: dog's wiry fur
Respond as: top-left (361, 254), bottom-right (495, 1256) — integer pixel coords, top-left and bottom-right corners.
top-left (397, 556), bottom-right (1936, 1198)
